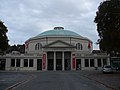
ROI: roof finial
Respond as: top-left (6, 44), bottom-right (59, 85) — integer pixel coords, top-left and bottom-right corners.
top-left (54, 27), bottom-right (64, 30)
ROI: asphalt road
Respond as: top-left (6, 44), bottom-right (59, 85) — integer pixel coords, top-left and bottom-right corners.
top-left (0, 72), bottom-right (28, 90)
top-left (13, 71), bottom-right (108, 90)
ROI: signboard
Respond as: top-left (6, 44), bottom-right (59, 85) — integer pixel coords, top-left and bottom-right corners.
top-left (42, 54), bottom-right (46, 70)
top-left (72, 54), bottom-right (76, 70)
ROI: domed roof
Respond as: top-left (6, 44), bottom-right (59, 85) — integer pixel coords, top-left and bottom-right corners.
top-left (37, 29), bottom-right (80, 37)
top-left (29, 27), bottom-right (88, 40)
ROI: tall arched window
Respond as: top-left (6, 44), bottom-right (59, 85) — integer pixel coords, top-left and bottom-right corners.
top-left (35, 43), bottom-right (42, 50)
top-left (76, 43), bottom-right (83, 50)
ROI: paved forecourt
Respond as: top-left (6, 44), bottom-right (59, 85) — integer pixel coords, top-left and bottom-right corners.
top-left (13, 71), bottom-right (108, 90)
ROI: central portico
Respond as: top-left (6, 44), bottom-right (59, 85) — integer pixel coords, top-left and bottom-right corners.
top-left (42, 39), bottom-right (76, 71)
top-left (42, 52), bottom-right (77, 71)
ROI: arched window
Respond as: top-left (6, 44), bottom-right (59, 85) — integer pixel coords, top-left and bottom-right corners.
top-left (35, 43), bottom-right (42, 50)
top-left (76, 43), bottom-right (83, 50)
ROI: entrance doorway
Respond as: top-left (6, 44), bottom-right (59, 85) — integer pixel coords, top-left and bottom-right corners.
top-left (76, 59), bottom-right (81, 70)
top-left (48, 59), bottom-right (54, 70)
top-left (0, 59), bottom-right (6, 70)
top-left (64, 52), bottom-right (71, 70)
top-left (37, 59), bottom-right (42, 70)
top-left (47, 52), bottom-right (54, 70)
top-left (56, 52), bottom-right (62, 70)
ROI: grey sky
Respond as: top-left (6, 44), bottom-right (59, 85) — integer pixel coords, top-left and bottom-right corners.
top-left (0, 0), bottom-right (104, 49)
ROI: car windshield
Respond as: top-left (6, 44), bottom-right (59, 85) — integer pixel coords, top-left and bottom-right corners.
top-left (105, 66), bottom-right (111, 68)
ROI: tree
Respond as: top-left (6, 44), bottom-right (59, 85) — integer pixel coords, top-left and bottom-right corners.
top-left (6, 44), bottom-right (25, 54)
top-left (0, 20), bottom-right (9, 53)
top-left (94, 0), bottom-right (120, 56)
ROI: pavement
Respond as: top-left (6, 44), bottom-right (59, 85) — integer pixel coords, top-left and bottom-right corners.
top-left (0, 70), bottom-right (120, 90)
top-left (76, 70), bottom-right (120, 90)
top-left (0, 71), bottom-right (32, 90)
top-left (12, 71), bottom-right (108, 90)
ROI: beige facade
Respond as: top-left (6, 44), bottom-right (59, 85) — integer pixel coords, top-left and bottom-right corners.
top-left (0, 27), bottom-right (110, 71)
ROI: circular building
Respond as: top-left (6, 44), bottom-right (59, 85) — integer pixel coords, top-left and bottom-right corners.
top-left (4, 27), bottom-right (110, 71)
top-left (25, 27), bottom-right (93, 70)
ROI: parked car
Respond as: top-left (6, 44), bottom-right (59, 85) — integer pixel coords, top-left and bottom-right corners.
top-left (102, 65), bottom-right (114, 73)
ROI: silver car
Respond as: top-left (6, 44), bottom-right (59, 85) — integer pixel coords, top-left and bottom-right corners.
top-left (102, 65), bottom-right (114, 73)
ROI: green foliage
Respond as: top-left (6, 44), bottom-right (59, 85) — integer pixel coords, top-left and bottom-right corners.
top-left (0, 20), bottom-right (9, 52)
top-left (94, 0), bottom-right (120, 56)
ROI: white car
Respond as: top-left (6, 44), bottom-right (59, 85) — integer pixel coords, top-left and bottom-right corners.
top-left (102, 65), bottom-right (114, 73)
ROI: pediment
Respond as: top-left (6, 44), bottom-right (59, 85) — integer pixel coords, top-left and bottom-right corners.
top-left (43, 40), bottom-right (75, 48)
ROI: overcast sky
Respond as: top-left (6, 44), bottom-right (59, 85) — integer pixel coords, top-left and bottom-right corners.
top-left (0, 0), bottom-right (104, 49)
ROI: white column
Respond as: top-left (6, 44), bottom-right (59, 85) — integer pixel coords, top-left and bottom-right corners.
top-left (15, 59), bottom-right (17, 67)
top-left (20, 54), bottom-right (24, 70)
top-left (14, 59), bottom-right (17, 71)
top-left (28, 59), bottom-right (29, 67)
top-left (20, 58), bottom-right (24, 67)
top-left (88, 59), bottom-right (90, 67)
top-left (81, 58), bottom-right (84, 70)
top-left (101, 58), bottom-right (103, 67)
top-left (62, 52), bottom-right (64, 71)
top-left (107, 58), bottom-right (110, 65)
top-left (5, 58), bottom-right (11, 70)
top-left (54, 52), bottom-right (56, 71)
top-left (94, 58), bottom-right (98, 67)
top-left (34, 59), bottom-right (37, 70)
